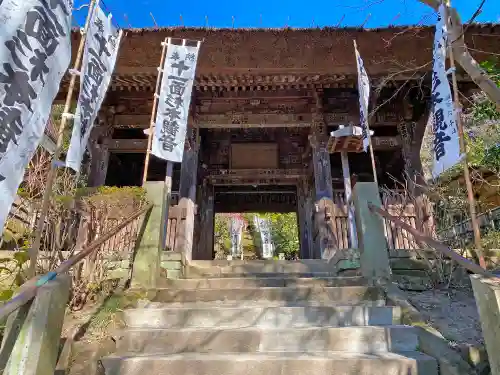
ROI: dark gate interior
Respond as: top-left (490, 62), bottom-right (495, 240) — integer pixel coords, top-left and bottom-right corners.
top-left (214, 185), bottom-right (297, 213)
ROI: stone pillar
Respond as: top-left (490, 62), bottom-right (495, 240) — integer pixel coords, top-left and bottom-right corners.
top-left (131, 182), bottom-right (163, 288)
top-left (310, 90), bottom-right (336, 259)
top-left (352, 182), bottom-right (391, 283)
top-left (195, 182), bottom-right (215, 260)
top-left (297, 178), bottom-right (314, 259)
top-left (470, 275), bottom-right (500, 375)
top-left (1, 276), bottom-right (70, 375)
top-left (87, 108), bottom-right (114, 187)
top-left (175, 130), bottom-right (200, 262)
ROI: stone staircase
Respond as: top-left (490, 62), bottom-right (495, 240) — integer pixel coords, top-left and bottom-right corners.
top-left (101, 260), bottom-right (438, 375)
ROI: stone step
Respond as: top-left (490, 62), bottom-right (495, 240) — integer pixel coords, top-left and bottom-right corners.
top-left (115, 326), bottom-right (418, 354)
top-left (124, 305), bottom-right (401, 329)
top-left (185, 271), bottom-right (344, 279)
top-left (188, 260), bottom-right (334, 269)
top-left (159, 276), bottom-right (367, 289)
top-left (137, 286), bottom-right (384, 304)
top-left (185, 260), bottom-right (339, 278)
top-left (101, 351), bottom-right (438, 375)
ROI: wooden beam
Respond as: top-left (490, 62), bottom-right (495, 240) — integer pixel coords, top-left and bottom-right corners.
top-left (114, 114), bottom-right (150, 128)
top-left (110, 112), bottom-right (404, 129)
top-left (196, 113), bottom-right (313, 128)
top-left (372, 136), bottom-right (403, 150)
top-left (108, 136), bottom-right (402, 153)
top-left (207, 168), bottom-right (306, 186)
top-left (109, 139), bottom-right (147, 152)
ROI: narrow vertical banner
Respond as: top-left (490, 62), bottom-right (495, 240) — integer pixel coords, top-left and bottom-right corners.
top-left (66, 5), bottom-right (122, 172)
top-left (152, 40), bottom-right (201, 162)
top-left (259, 217), bottom-right (274, 259)
top-left (354, 41), bottom-right (371, 152)
top-left (0, 0), bottom-right (73, 232)
top-left (431, 5), bottom-right (462, 178)
top-left (253, 215), bottom-right (274, 259)
top-left (229, 217), bottom-right (243, 258)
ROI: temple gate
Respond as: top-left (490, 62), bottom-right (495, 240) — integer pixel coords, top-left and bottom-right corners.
top-left (55, 26), bottom-right (487, 259)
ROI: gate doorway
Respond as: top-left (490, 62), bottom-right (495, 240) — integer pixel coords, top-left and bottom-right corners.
top-left (211, 185), bottom-right (299, 260)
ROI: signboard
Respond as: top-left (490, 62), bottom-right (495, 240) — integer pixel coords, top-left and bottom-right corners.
top-left (230, 143), bottom-right (278, 169)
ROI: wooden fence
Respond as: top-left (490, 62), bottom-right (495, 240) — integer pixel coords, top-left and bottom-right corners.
top-left (330, 191), bottom-right (431, 250)
top-left (166, 205), bottom-right (181, 252)
top-left (438, 205), bottom-right (500, 245)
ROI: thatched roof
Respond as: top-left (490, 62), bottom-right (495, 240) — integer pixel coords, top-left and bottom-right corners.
top-left (65, 24), bottom-right (500, 91)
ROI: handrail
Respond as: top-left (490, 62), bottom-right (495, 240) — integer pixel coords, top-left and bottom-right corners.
top-left (0, 203), bottom-right (153, 322)
top-left (368, 202), bottom-right (497, 278)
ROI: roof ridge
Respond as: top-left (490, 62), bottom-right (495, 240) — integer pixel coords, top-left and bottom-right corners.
top-left (70, 22), bottom-right (500, 34)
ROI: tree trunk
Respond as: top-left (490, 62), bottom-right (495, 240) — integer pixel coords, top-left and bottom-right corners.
top-left (418, 0), bottom-right (500, 109)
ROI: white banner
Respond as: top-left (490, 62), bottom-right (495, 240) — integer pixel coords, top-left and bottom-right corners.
top-left (431, 5), bottom-right (462, 177)
top-left (254, 215), bottom-right (274, 259)
top-left (152, 40), bottom-right (200, 162)
top-left (0, 0), bottom-right (73, 232)
top-left (66, 5), bottom-right (122, 172)
top-left (354, 41), bottom-right (371, 152)
top-left (229, 217), bottom-right (243, 258)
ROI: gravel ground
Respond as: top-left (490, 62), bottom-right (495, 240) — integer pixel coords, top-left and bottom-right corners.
top-left (406, 286), bottom-right (484, 347)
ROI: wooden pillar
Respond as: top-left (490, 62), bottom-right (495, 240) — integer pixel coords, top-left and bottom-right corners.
top-left (179, 130), bottom-right (199, 201)
top-left (310, 90), bottom-right (336, 259)
top-left (399, 95), bottom-right (436, 239)
top-left (87, 108), bottom-right (114, 187)
top-left (175, 130), bottom-right (200, 262)
top-left (297, 178), bottom-right (314, 259)
top-left (340, 150), bottom-right (358, 248)
top-left (195, 182), bottom-right (214, 260)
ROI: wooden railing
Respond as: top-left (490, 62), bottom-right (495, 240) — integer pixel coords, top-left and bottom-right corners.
top-left (0, 203), bottom-right (153, 321)
top-left (368, 202), bottom-right (494, 278)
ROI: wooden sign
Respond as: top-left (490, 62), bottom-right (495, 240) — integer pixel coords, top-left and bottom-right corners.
top-left (230, 143), bottom-right (278, 169)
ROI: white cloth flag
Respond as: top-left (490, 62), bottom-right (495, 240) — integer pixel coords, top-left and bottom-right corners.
top-left (66, 5), bottom-right (122, 172)
top-left (431, 5), bottom-right (462, 177)
top-left (152, 40), bottom-right (200, 162)
top-left (0, 0), bottom-right (73, 232)
top-left (354, 41), bottom-right (371, 152)
top-left (229, 217), bottom-right (243, 258)
top-left (254, 215), bottom-right (274, 259)
top-left (259, 218), bottom-right (274, 259)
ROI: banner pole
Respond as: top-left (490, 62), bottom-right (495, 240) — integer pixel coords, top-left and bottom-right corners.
top-left (445, 2), bottom-right (485, 267)
top-left (366, 113), bottom-right (379, 186)
top-left (142, 38), bottom-right (169, 185)
top-left (28, 0), bottom-right (98, 278)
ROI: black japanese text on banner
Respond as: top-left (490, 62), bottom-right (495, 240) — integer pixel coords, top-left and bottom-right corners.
top-left (152, 40), bottom-right (200, 162)
top-left (66, 5), bottom-right (122, 172)
top-left (354, 42), bottom-right (371, 152)
top-left (0, 0), bottom-right (73, 232)
top-left (431, 5), bottom-right (462, 178)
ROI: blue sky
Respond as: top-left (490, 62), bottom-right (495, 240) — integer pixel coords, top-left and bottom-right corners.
top-left (73, 0), bottom-right (499, 28)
